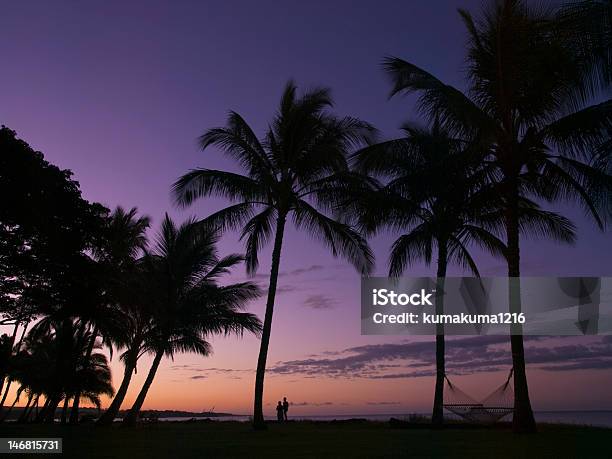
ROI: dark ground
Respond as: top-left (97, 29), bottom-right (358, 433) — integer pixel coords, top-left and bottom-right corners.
top-left (1, 420), bottom-right (609, 458)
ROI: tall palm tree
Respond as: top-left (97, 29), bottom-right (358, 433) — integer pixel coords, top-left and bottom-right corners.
top-left (383, 0), bottom-right (612, 432)
top-left (121, 215), bottom-right (262, 426)
top-left (69, 207), bottom-right (150, 423)
top-left (354, 122), bottom-right (505, 427)
top-left (172, 81), bottom-right (375, 429)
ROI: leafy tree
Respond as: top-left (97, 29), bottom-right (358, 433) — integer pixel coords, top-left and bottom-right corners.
top-left (172, 81), bottom-right (375, 428)
top-left (383, 0), bottom-right (612, 432)
top-left (0, 126), bottom-right (107, 398)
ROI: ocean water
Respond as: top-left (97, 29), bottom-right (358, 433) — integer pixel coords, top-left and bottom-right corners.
top-left (158, 411), bottom-right (612, 428)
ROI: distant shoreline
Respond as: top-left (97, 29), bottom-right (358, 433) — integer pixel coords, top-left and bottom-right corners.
top-left (0, 407), bottom-right (237, 421)
top-left (3, 408), bottom-right (612, 429)
top-left (136, 410), bottom-right (236, 418)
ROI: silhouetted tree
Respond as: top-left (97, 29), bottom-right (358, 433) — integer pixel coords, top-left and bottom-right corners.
top-left (172, 81), bottom-right (375, 428)
top-left (383, 0), bottom-right (612, 432)
top-left (352, 120), bottom-right (575, 426)
top-left (69, 207), bottom-right (150, 423)
top-left (0, 126), bottom-right (107, 401)
top-left (122, 215), bottom-right (261, 425)
top-left (96, 264), bottom-right (154, 426)
top-left (5, 320), bottom-right (113, 423)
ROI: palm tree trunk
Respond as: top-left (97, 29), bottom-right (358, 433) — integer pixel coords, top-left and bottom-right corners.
top-left (506, 191), bottom-right (537, 433)
top-left (70, 326), bottom-right (97, 424)
top-left (61, 397), bottom-right (70, 424)
top-left (17, 393), bottom-right (34, 423)
top-left (35, 392), bottom-right (62, 424)
top-left (122, 350), bottom-right (163, 426)
top-left (0, 379), bottom-right (13, 409)
top-left (34, 397), bottom-right (51, 423)
top-left (30, 395), bottom-right (40, 422)
top-left (43, 394), bottom-right (62, 423)
top-left (97, 347), bottom-right (139, 426)
top-left (253, 212), bottom-right (287, 430)
top-left (432, 241), bottom-right (448, 427)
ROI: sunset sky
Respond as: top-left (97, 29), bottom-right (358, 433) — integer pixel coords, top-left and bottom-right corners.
top-left (1, 0), bottom-right (612, 417)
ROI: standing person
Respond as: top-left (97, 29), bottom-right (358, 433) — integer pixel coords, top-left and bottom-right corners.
top-left (276, 401), bottom-right (284, 422)
top-left (282, 397), bottom-right (289, 421)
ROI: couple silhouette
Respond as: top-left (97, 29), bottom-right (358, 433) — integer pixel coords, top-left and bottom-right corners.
top-left (276, 397), bottom-right (289, 422)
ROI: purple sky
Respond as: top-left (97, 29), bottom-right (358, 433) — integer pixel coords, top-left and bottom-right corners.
top-left (2, 1), bottom-right (611, 414)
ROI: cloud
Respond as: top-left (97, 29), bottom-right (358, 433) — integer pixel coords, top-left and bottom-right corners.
top-left (269, 336), bottom-right (612, 379)
top-left (244, 265), bottom-right (331, 293)
top-left (366, 401), bottom-right (400, 406)
top-left (276, 284), bottom-right (298, 293)
top-left (170, 365), bottom-right (253, 376)
top-left (248, 264), bottom-right (325, 281)
top-left (286, 265), bottom-right (325, 276)
top-left (291, 401), bottom-right (334, 406)
top-left (201, 367), bottom-right (253, 373)
top-left (303, 294), bottom-right (337, 310)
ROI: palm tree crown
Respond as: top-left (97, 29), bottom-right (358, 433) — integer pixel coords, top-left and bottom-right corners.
top-left (173, 81), bottom-right (375, 274)
top-left (353, 121), bottom-right (507, 277)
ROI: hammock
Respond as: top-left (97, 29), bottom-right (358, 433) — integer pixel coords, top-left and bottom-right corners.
top-left (443, 369), bottom-right (514, 423)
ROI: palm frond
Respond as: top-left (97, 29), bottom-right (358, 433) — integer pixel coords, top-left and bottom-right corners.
top-left (240, 207), bottom-right (276, 275)
top-left (541, 100), bottom-right (612, 160)
top-left (383, 56), bottom-right (495, 137)
top-left (388, 223), bottom-right (434, 277)
top-left (293, 200), bottom-right (374, 275)
top-left (172, 169), bottom-right (266, 207)
top-left (199, 111), bottom-right (277, 181)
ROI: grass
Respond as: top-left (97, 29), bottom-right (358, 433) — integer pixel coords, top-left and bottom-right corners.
top-left (1, 420), bottom-right (609, 458)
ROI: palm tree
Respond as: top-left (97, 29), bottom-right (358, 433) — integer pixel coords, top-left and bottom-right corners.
top-left (172, 81), bottom-right (375, 428)
top-left (121, 215), bottom-right (262, 425)
top-left (63, 332), bottom-right (114, 422)
top-left (383, 0), bottom-right (612, 432)
top-left (7, 320), bottom-right (114, 423)
top-left (69, 207), bottom-right (150, 423)
top-left (96, 265), bottom-right (154, 425)
top-left (2, 333), bottom-right (57, 423)
top-left (353, 122), bottom-right (505, 427)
